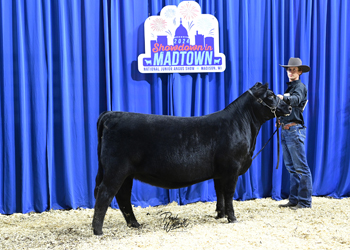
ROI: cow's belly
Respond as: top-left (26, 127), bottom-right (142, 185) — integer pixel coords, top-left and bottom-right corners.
top-left (132, 151), bottom-right (216, 189)
top-left (124, 141), bottom-right (216, 187)
top-left (133, 173), bottom-right (212, 189)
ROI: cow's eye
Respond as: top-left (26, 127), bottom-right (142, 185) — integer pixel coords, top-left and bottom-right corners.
top-left (267, 92), bottom-right (275, 98)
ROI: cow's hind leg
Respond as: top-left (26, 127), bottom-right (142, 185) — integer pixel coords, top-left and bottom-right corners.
top-left (214, 179), bottom-right (225, 219)
top-left (94, 162), bottom-right (104, 199)
top-left (92, 178), bottom-right (123, 235)
top-left (115, 177), bottom-right (140, 228)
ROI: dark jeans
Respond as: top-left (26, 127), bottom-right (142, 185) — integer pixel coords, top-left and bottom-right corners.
top-left (281, 124), bottom-right (312, 207)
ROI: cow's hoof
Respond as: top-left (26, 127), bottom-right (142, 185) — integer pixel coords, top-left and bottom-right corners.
top-left (215, 212), bottom-right (225, 219)
top-left (93, 228), bottom-right (103, 236)
top-left (128, 221), bottom-right (140, 228)
top-left (228, 218), bottom-right (237, 223)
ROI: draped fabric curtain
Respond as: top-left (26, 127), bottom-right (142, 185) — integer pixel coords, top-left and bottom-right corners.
top-left (0, 0), bottom-right (349, 214)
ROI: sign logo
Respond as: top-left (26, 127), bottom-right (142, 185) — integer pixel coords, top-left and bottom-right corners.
top-left (138, 1), bottom-right (226, 73)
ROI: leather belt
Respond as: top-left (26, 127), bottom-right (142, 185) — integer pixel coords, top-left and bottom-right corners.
top-left (282, 122), bottom-right (299, 130)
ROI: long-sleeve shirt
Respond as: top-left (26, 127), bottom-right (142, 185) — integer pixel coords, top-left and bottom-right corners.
top-left (279, 79), bottom-right (308, 125)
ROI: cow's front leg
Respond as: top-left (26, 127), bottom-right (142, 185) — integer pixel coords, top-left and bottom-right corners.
top-left (223, 175), bottom-right (239, 223)
top-left (214, 179), bottom-right (225, 219)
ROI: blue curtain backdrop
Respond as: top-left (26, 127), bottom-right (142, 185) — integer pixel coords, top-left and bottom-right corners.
top-left (0, 0), bottom-right (349, 214)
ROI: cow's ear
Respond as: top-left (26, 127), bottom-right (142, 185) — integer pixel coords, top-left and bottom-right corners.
top-left (263, 82), bottom-right (269, 89)
top-left (254, 82), bottom-right (263, 88)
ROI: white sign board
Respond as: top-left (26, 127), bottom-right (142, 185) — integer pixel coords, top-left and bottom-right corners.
top-left (138, 1), bottom-right (226, 73)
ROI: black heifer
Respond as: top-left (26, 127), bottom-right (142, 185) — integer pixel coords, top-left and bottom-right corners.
top-left (92, 82), bottom-right (291, 235)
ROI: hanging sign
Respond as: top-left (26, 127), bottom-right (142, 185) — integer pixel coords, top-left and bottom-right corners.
top-left (138, 1), bottom-right (226, 73)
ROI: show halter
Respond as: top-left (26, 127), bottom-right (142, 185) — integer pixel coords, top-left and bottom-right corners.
top-left (247, 89), bottom-right (281, 169)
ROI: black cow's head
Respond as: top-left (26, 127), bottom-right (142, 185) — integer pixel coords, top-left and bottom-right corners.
top-left (249, 82), bottom-right (292, 119)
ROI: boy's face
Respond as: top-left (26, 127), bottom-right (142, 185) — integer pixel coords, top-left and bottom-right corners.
top-left (287, 67), bottom-right (302, 81)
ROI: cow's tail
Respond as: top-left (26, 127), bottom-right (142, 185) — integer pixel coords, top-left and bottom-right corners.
top-left (94, 111), bottom-right (110, 199)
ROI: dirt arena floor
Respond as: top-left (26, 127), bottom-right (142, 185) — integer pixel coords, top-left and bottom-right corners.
top-left (1, 197), bottom-right (349, 249)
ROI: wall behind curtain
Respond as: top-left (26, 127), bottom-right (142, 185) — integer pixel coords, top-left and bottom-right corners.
top-left (0, 0), bottom-right (349, 214)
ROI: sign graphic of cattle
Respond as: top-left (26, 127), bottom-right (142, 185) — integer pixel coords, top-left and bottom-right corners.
top-left (138, 1), bottom-right (226, 73)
